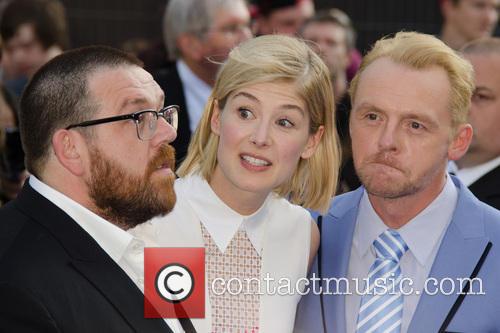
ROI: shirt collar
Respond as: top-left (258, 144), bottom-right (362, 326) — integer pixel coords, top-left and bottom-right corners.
top-left (455, 155), bottom-right (500, 186)
top-left (29, 176), bottom-right (135, 263)
top-left (354, 175), bottom-right (458, 266)
top-left (179, 173), bottom-right (271, 255)
top-left (176, 60), bottom-right (211, 96)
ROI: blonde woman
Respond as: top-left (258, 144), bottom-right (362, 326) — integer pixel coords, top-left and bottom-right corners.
top-left (132, 35), bottom-right (340, 332)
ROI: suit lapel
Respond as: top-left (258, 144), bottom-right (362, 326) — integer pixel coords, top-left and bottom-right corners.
top-left (322, 188), bottom-right (363, 333)
top-left (408, 178), bottom-right (490, 333)
top-left (14, 184), bottom-right (172, 332)
top-left (71, 260), bottom-right (171, 332)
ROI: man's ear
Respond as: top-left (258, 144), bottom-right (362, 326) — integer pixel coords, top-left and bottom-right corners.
top-left (177, 33), bottom-right (205, 62)
top-left (448, 123), bottom-right (473, 161)
top-left (301, 125), bottom-right (325, 159)
top-left (441, 0), bottom-right (454, 18)
top-left (211, 100), bottom-right (222, 135)
top-left (51, 129), bottom-right (87, 176)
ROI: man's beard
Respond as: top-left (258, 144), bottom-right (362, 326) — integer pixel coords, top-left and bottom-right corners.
top-left (355, 152), bottom-right (419, 199)
top-left (355, 151), bottom-right (445, 200)
top-left (86, 144), bottom-right (176, 229)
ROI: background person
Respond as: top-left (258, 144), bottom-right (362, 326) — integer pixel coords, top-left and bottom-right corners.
top-left (131, 35), bottom-right (340, 333)
top-left (251, 0), bottom-right (314, 36)
top-left (156, 0), bottom-right (252, 165)
top-left (0, 0), bottom-right (69, 97)
top-left (440, 0), bottom-right (499, 50)
top-left (451, 37), bottom-right (500, 209)
top-left (300, 8), bottom-right (361, 193)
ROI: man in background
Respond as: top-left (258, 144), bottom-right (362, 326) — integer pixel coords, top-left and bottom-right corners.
top-left (252, 0), bottom-right (314, 36)
top-left (0, 0), bottom-right (69, 97)
top-left (440, 0), bottom-right (498, 50)
top-left (451, 37), bottom-right (500, 209)
top-left (300, 9), bottom-right (361, 192)
top-left (157, 0), bottom-right (251, 165)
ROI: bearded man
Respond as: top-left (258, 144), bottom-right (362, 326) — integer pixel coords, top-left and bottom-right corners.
top-left (0, 46), bottom-right (195, 333)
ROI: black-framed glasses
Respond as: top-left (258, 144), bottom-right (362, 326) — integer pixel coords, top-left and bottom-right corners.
top-left (65, 105), bottom-right (179, 141)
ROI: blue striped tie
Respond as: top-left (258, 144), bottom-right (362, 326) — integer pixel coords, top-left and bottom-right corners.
top-left (356, 229), bottom-right (409, 333)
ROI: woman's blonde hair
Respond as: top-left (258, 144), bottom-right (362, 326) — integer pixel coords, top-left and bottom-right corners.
top-left (178, 35), bottom-right (340, 213)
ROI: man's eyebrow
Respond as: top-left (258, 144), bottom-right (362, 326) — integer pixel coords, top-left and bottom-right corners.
top-left (353, 102), bottom-right (383, 113)
top-left (121, 97), bottom-right (149, 110)
top-left (475, 86), bottom-right (494, 93)
top-left (120, 95), bottom-right (164, 111)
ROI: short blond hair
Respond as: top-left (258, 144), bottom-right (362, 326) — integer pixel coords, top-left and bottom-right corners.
top-left (178, 35), bottom-right (340, 213)
top-left (349, 31), bottom-right (474, 129)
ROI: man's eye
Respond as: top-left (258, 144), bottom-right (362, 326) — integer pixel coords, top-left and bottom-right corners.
top-left (409, 121), bottom-right (426, 132)
top-left (277, 119), bottom-right (294, 128)
top-left (367, 113), bottom-right (378, 120)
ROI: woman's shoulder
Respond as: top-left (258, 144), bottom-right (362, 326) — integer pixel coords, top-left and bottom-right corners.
top-left (268, 195), bottom-right (312, 226)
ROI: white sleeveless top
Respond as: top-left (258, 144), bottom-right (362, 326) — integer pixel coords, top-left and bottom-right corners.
top-left (131, 173), bottom-right (312, 333)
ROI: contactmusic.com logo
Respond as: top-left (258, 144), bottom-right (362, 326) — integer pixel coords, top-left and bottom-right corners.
top-left (144, 247), bottom-right (205, 318)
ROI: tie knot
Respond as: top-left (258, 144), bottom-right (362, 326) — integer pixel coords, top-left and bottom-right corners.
top-left (373, 229), bottom-right (408, 261)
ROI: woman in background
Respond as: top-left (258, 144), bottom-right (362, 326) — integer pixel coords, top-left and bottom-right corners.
top-left (132, 34), bottom-right (340, 332)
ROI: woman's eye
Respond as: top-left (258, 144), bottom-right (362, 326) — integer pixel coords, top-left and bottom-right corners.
top-left (367, 113), bottom-right (378, 121)
top-left (238, 108), bottom-right (253, 119)
top-left (277, 118), bottom-right (294, 128)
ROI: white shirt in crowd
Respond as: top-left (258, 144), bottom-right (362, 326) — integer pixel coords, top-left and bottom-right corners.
top-left (448, 155), bottom-right (500, 186)
top-left (176, 60), bottom-right (212, 133)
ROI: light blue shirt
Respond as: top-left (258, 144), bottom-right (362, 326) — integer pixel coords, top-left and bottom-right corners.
top-left (176, 60), bottom-right (212, 133)
top-left (346, 175), bottom-right (458, 333)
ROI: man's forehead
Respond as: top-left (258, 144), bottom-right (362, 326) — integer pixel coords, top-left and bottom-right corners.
top-left (88, 65), bottom-right (163, 108)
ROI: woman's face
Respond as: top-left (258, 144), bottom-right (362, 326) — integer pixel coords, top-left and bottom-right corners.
top-left (210, 81), bottom-right (323, 199)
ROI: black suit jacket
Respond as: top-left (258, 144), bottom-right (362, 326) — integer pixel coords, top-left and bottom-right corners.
top-left (469, 164), bottom-right (500, 210)
top-left (0, 183), bottom-right (174, 333)
top-left (154, 64), bottom-right (192, 167)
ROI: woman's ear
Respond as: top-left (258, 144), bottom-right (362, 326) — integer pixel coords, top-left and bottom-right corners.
top-left (51, 129), bottom-right (87, 176)
top-left (301, 126), bottom-right (324, 159)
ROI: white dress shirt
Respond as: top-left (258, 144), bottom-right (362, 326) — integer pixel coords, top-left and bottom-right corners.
top-left (181, 172), bottom-right (272, 255)
top-left (29, 176), bottom-right (184, 333)
top-left (346, 175), bottom-right (458, 333)
top-left (449, 155), bottom-right (500, 186)
top-left (131, 172), bottom-right (312, 332)
top-left (176, 60), bottom-right (212, 133)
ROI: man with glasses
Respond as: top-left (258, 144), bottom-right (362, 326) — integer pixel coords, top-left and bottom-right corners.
top-left (0, 46), bottom-right (195, 332)
top-left (158, 0), bottom-right (252, 165)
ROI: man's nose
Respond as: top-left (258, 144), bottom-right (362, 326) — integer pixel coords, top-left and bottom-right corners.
top-left (152, 116), bottom-right (177, 146)
top-left (377, 122), bottom-right (400, 152)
